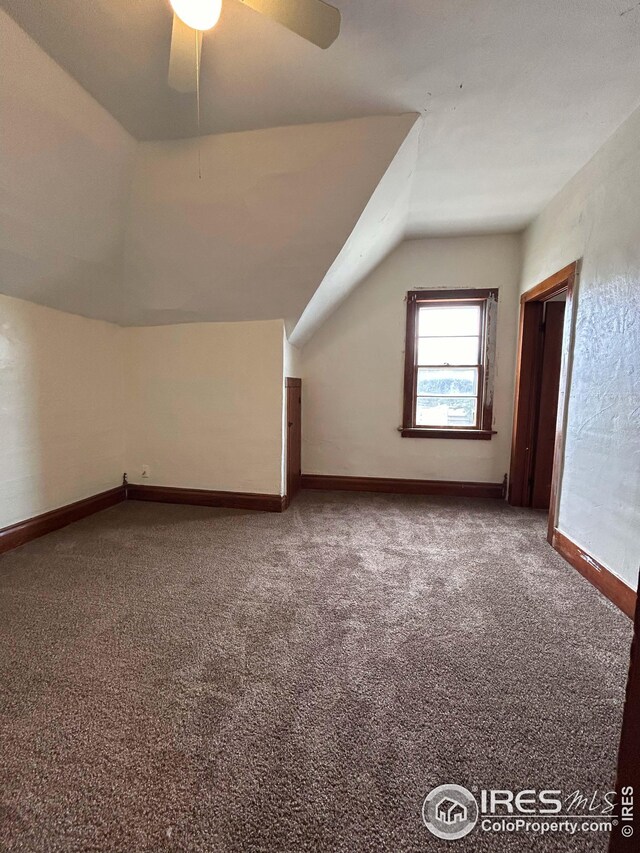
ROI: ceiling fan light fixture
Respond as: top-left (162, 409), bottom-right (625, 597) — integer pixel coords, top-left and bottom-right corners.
top-left (169, 0), bottom-right (222, 31)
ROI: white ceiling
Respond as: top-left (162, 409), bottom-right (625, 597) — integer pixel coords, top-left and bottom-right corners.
top-left (1, 8), bottom-right (417, 336)
top-left (2, 0), bottom-right (640, 236)
top-left (2, 2), bottom-right (640, 339)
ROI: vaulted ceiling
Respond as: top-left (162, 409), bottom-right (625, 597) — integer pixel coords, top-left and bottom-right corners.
top-left (2, 1), bottom-right (640, 335)
top-left (3, 0), bottom-right (640, 234)
top-left (124, 114), bottom-right (418, 331)
top-left (1, 8), bottom-right (417, 336)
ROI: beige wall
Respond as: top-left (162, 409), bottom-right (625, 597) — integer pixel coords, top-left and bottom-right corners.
top-left (300, 234), bottom-right (522, 483)
top-left (0, 306), bottom-right (288, 529)
top-left (0, 295), bottom-right (125, 528)
top-left (0, 15), bottom-right (131, 530)
top-left (124, 321), bottom-right (285, 496)
top-left (521, 105), bottom-right (640, 590)
top-left (0, 15), bottom-right (289, 514)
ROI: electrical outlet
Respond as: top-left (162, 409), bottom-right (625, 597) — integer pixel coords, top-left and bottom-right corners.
top-left (141, 465), bottom-right (151, 479)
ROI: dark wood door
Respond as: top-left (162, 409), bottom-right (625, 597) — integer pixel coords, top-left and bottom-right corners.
top-left (531, 301), bottom-right (565, 509)
top-left (286, 379), bottom-right (302, 503)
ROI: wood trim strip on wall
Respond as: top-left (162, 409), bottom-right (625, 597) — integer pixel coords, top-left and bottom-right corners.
top-left (552, 528), bottom-right (636, 619)
top-left (545, 267), bottom-right (578, 544)
top-left (0, 483), bottom-right (287, 556)
top-left (508, 260), bottom-right (579, 544)
top-left (301, 474), bottom-right (506, 499)
top-left (521, 262), bottom-right (578, 303)
top-left (127, 484), bottom-right (286, 513)
top-left (400, 428), bottom-right (495, 440)
top-left (0, 486), bottom-right (126, 555)
top-left (402, 291), bottom-right (418, 430)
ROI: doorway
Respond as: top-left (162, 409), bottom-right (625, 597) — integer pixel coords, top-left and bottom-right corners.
top-left (530, 296), bottom-right (566, 509)
top-left (285, 378), bottom-right (302, 507)
top-left (508, 262), bottom-right (578, 541)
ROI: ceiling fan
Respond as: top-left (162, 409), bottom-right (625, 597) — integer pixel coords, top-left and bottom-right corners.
top-left (168, 0), bottom-right (341, 92)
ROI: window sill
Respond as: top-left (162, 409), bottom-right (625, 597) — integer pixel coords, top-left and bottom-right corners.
top-left (400, 428), bottom-right (496, 440)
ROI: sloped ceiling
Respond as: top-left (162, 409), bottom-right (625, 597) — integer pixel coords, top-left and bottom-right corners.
top-left (124, 114), bottom-right (418, 327)
top-left (0, 10), bottom-right (134, 325)
top-left (0, 9), bottom-right (418, 334)
top-left (3, 0), bottom-right (640, 236)
top-left (290, 118), bottom-right (421, 345)
top-left (2, 1), bottom-right (640, 336)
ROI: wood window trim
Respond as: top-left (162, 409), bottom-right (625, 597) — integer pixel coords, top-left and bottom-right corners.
top-left (402, 288), bottom-right (499, 440)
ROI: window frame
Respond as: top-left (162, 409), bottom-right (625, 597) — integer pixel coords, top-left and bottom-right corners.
top-left (401, 288), bottom-right (498, 440)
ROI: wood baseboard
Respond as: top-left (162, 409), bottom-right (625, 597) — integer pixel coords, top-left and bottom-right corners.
top-left (552, 528), bottom-right (636, 619)
top-left (127, 484), bottom-right (286, 513)
top-left (300, 474), bottom-right (505, 499)
top-left (0, 487), bottom-right (126, 555)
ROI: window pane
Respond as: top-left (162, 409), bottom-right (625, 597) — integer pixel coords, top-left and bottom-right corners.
top-left (417, 367), bottom-right (478, 397)
top-left (417, 336), bottom-right (479, 365)
top-left (418, 304), bottom-right (481, 337)
top-left (416, 396), bottom-right (477, 427)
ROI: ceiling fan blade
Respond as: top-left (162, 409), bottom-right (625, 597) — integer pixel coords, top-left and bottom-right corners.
top-left (168, 14), bottom-right (202, 93)
top-left (237, 0), bottom-right (341, 49)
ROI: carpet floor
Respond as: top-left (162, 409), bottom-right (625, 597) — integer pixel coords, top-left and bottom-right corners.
top-left (0, 492), bottom-right (632, 852)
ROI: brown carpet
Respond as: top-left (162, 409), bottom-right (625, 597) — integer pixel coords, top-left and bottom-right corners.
top-left (0, 491), bottom-right (632, 852)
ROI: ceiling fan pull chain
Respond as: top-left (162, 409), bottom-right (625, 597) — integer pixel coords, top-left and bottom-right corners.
top-left (195, 28), bottom-right (202, 180)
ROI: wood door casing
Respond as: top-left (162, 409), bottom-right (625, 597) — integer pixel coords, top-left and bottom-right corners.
top-left (531, 301), bottom-right (566, 509)
top-left (285, 378), bottom-right (301, 503)
top-left (508, 261), bottom-right (578, 542)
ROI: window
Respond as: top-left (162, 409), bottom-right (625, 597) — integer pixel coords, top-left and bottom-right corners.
top-left (402, 289), bottom-right (498, 439)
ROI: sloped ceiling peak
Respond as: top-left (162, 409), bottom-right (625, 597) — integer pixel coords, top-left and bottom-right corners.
top-left (290, 118), bottom-right (421, 345)
top-left (123, 113), bottom-right (418, 326)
